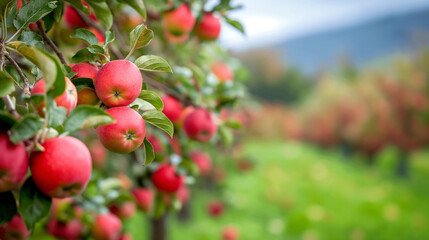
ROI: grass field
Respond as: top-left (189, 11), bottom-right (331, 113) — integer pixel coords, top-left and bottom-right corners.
top-left (124, 140), bottom-right (429, 240)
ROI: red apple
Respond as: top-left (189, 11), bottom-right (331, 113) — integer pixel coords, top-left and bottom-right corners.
top-left (146, 134), bottom-right (163, 154)
top-left (207, 200), bottom-right (224, 217)
top-left (64, 2), bottom-right (97, 29)
top-left (31, 77), bottom-right (78, 115)
top-left (184, 108), bottom-right (218, 142)
top-left (30, 136), bottom-right (92, 198)
top-left (151, 164), bottom-right (184, 193)
top-left (89, 140), bottom-right (107, 169)
top-left (77, 88), bottom-right (99, 105)
top-left (95, 60), bottom-right (142, 107)
top-left (46, 219), bottom-right (84, 240)
top-left (132, 188), bottom-right (154, 212)
top-left (177, 106), bottom-right (194, 129)
top-left (71, 63), bottom-right (98, 83)
top-left (162, 3), bottom-right (195, 37)
top-left (189, 151), bottom-right (212, 176)
top-left (97, 107), bottom-right (146, 154)
top-left (177, 185), bottom-right (190, 204)
top-left (119, 233), bottom-right (133, 240)
top-left (0, 214), bottom-right (30, 240)
top-left (162, 95), bottom-right (183, 123)
top-left (91, 213), bottom-right (122, 240)
top-left (222, 226), bottom-right (239, 240)
top-left (164, 31), bottom-right (189, 43)
top-left (196, 13), bottom-right (221, 40)
top-left (109, 201), bottom-right (136, 219)
top-left (212, 62), bottom-right (234, 82)
top-left (0, 133), bottom-right (28, 192)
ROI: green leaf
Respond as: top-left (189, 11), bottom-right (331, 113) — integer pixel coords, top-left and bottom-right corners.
top-left (0, 111), bottom-right (17, 130)
top-left (71, 77), bottom-right (94, 91)
top-left (10, 115), bottom-right (45, 143)
top-left (0, 71), bottom-right (15, 97)
top-left (117, 0), bottom-right (146, 20)
top-left (64, 105), bottom-right (115, 133)
top-left (4, 65), bottom-right (23, 86)
top-left (129, 98), bottom-right (156, 111)
top-left (224, 120), bottom-right (242, 129)
top-left (70, 28), bottom-right (99, 45)
top-left (18, 31), bottom-right (44, 49)
top-left (14, 0), bottom-right (57, 32)
top-left (71, 48), bottom-right (98, 63)
top-left (15, 44), bottom-right (65, 98)
top-left (0, 0), bottom-right (15, 19)
top-left (139, 90), bottom-right (163, 110)
top-left (47, 97), bottom-right (67, 128)
top-left (134, 55), bottom-right (172, 73)
top-left (103, 30), bottom-right (115, 49)
top-left (143, 138), bottom-right (154, 165)
top-left (142, 110), bottom-right (174, 138)
top-left (86, 0), bottom-right (113, 28)
top-left (18, 177), bottom-right (52, 230)
top-left (129, 24), bottom-right (153, 54)
top-left (0, 191), bottom-right (18, 225)
top-left (224, 17), bottom-right (245, 35)
top-left (218, 125), bottom-right (233, 147)
top-left (64, 0), bottom-right (90, 14)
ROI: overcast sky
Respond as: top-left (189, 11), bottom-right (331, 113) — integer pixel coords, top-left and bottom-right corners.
top-left (213, 0), bottom-right (429, 50)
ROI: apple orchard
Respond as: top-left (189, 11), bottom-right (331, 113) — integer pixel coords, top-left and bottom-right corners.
top-left (0, 1), bottom-right (247, 240)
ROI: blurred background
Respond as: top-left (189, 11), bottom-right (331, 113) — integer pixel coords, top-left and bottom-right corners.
top-left (152, 0), bottom-right (429, 239)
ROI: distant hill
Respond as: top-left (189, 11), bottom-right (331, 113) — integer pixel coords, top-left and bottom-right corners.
top-left (275, 7), bottom-right (429, 74)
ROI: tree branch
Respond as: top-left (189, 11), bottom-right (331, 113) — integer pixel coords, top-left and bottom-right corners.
top-left (36, 21), bottom-right (67, 65)
top-left (2, 95), bottom-right (20, 119)
top-left (4, 52), bottom-right (31, 96)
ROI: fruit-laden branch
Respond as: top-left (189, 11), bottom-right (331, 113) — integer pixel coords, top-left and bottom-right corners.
top-left (36, 21), bottom-right (67, 65)
top-left (4, 52), bottom-right (31, 96)
top-left (74, 9), bottom-right (125, 59)
top-left (2, 95), bottom-right (20, 119)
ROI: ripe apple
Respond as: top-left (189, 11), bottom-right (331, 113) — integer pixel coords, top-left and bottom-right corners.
top-left (177, 185), bottom-right (190, 204)
top-left (196, 13), bottom-right (221, 41)
top-left (161, 95), bottom-right (183, 123)
top-left (184, 108), bottom-right (218, 142)
top-left (151, 164), bottom-right (184, 193)
top-left (91, 213), bottom-right (122, 240)
top-left (189, 151), bottom-right (212, 176)
top-left (46, 219), bottom-right (84, 240)
top-left (119, 233), bottom-right (133, 240)
top-left (64, 2), bottom-right (97, 29)
top-left (77, 88), bottom-right (99, 105)
top-left (0, 214), bottom-right (30, 240)
top-left (97, 106), bottom-right (146, 154)
top-left (207, 200), bottom-right (224, 217)
top-left (109, 201), bottom-right (136, 219)
top-left (71, 63), bottom-right (98, 83)
top-left (222, 226), bottom-right (239, 240)
top-left (132, 187), bottom-right (154, 212)
top-left (164, 31), bottom-right (189, 43)
top-left (30, 136), bottom-right (92, 198)
top-left (95, 60), bottom-right (142, 107)
top-left (162, 3), bottom-right (195, 37)
top-left (89, 140), bottom-right (107, 169)
top-left (0, 133), bottom-right (28, 192)
top-left (177, 106), bottom-right (194, 129)
top-left (31, 77), bottom-right (78, 115)
top-left (212, 62), bottom-right (234, 82)
top-left (146, 134), bottom-right (163, 154)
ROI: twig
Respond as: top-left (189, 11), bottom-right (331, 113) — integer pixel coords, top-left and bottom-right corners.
top-left (36, 21), bottom-right (67, 65)
top-left (2, 95), bottom-right (20, 119)
top-left (0, 45), bottom-right (5, 70)
top-left (74, 8), bottom-right (124, 59)
top-left (4, 52), bottom-right (31, 96)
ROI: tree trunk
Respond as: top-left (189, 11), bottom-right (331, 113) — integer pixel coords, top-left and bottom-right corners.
top-left (396, 150), bottom-right (409, 178)
top-left (151, 214), bottom-right (167, 240)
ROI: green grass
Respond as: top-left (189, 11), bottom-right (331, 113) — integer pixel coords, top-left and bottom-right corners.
top-left (125, 140), bottom-right (429, 240)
